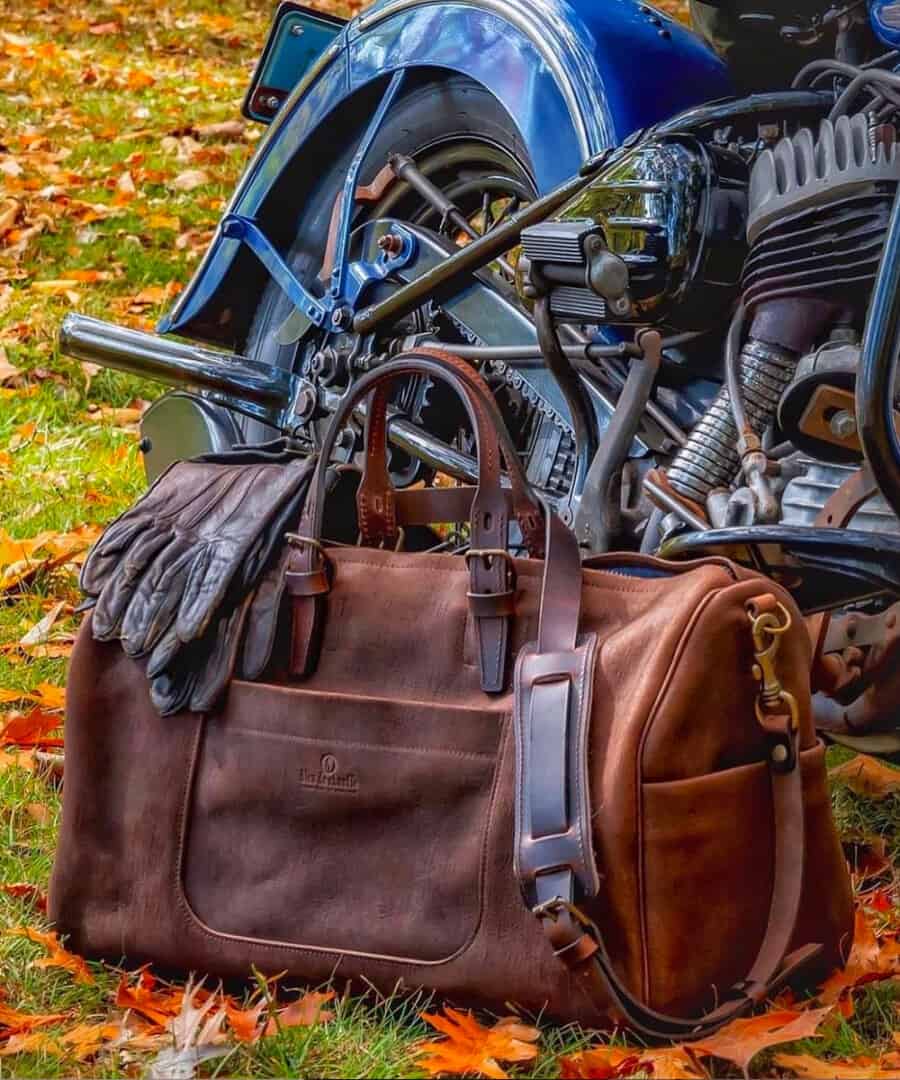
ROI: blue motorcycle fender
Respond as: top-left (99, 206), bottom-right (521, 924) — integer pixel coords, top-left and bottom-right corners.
top-left (159, 0), bottom-right (732, 345)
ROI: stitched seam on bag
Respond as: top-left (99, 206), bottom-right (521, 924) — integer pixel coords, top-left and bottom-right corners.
top-left (575, 632), bottom-right (601, 895)
top-left (217, 725), bottom-right (498, 761)
top-left (633, 586), bottom-right (727, 1007)
top-left (174, 713), bottom-right (508, 967)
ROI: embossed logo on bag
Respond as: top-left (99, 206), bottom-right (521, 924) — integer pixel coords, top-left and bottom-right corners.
top-left (299, 753), bottom-right (358, 794)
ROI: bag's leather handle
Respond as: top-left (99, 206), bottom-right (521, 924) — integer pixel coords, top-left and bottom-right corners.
top-left (515, 510), bottom-right (818, 1039)
top-left (357, 347), bottom-right (544, 557)
top-left (290, 352), bottom-right (545, 691)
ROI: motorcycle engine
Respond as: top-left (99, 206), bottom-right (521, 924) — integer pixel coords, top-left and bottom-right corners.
top-left (671, 112), bottom-right (900, 531)
top-left (520, 111), bottom-right (900, 535)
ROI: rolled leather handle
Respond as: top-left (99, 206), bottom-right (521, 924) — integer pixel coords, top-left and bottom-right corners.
top-left (357, 347), bottom-right (544, 557)
top-left (291, 351), bottom-right (548, 691)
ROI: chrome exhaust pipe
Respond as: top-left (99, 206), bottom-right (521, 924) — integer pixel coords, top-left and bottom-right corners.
top-left (59, 314), bottom-right (293, 409)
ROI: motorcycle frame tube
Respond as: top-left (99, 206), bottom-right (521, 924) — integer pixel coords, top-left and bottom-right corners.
top-left (158, 0), bottom-right (732, 345)
top-left (856, 184), bottom-right (900, 520)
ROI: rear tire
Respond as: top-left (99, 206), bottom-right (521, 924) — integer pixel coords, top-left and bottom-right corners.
top-left (241, 75), bottom-right (535, 443)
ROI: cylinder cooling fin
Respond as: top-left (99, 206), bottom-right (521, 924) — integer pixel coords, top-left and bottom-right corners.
top-left (666, 114), bottom-right (900, 510)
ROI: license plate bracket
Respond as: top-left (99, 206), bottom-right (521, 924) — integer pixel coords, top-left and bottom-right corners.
top-left (242, 1), bottom-right (345, 124)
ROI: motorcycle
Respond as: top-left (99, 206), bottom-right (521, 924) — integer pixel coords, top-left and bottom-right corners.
top-left (59, 0), bottom-right (900, 748)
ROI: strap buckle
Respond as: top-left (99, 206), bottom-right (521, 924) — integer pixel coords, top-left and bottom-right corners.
top-left (465, 548), bottom-right (514, 571)
top-left (285, 534), bottom-right (326, 559)
top-left (531, 895), bottom-right (592, 929)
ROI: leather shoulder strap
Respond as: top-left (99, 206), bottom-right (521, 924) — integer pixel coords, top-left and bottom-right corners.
top-left (515, 521), bottom-right (819, 1039)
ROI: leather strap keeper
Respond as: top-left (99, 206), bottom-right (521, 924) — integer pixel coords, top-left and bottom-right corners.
top-left (285, 568), bottom-right (331, 597)
top-left (467, 589), bottom-right (517, 618)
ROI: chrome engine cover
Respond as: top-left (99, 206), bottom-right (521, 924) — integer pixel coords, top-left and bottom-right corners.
top-left (527, 134), bottom-right (748, 328)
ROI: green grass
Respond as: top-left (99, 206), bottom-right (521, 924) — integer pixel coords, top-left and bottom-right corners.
top-left (1, 0), bottom-right (899, 1076)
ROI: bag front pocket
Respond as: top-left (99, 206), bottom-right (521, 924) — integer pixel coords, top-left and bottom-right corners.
top-left (179, 681), bottom-right (506, 964)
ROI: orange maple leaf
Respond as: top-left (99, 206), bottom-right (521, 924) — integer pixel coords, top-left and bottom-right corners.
top-left (417, 1008), bottom-right (540, 1080)
top-left (225, 999), bottom-right (267, 1043)
top-left (684, 1006), bottom-right (834, 1075)
top-left (8, 927), bottom-right (94, 984)
top-left (0, 708), bottom-right (63, 749)
top-left (0, 1002), bottom-right (69, 1039)
top-left (115, 969), bottom-right (184, 1028)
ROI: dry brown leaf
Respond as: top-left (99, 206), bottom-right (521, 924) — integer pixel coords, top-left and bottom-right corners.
top-left (29, 683), bottom-right (66, 711)
top-left (0, 199), bottom-right (20, 236)
top-left (266, 990), bottom-right (335, 1034)
top-left (0, 1021), bottom-right (124, 1060)
top-left (775, 1052), bottom-right (900, 1078)
top-left (559, 1046), bottom-right (701, 1079)
top-left (169, 167), bottom-right (209, 192)
top-left (194, 120), bottom-right (245, 140)
top-left (1, 882), bottom-right (48, 912)
top-left (84, 404), bottom-right (143, 427)
top-left (829, 753), bottom-right (900, 798)
top-left (0, 353), bottom-right (21, 386)
top-left (417, 1007), bottom-right (540, 1080)
top-left (25, 802), bottom-right (51, 825)
top-left (7, 927), bottom-right (94, 984)
top-left (0, 748), bottom-right (32, 774)
top-left (19, 600), bottom-right (66, 647)
top-left (685, 1007), bottom-right (834, 1075)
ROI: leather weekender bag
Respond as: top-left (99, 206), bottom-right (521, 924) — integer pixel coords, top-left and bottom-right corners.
top-left (50, 350), bottom-right (853, 1039)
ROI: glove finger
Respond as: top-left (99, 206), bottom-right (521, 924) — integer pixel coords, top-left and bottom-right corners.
top-left (80, 517), bottom-right (152, 594)
top-left (119, 541), bottom-right (195, 657)
top-left (240, 548), bottom-right (289, 681)
top-left (176, 545), bottom-right (237, 643)
top-left (189, 591), bottom-right (256, 713)
top-left (145, 619), bottom-right (182, 679)
top-left (90, 528), bottom-right (170, 640)
top-left (239, 465), bottom-right (315, 589)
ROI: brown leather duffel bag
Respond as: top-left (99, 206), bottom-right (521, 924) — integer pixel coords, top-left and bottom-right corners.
top-left (50, 351), bottom-right (853, 1039)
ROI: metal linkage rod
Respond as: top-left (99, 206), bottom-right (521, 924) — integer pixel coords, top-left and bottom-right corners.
top-left (857, 187), bottom-right (900, 520)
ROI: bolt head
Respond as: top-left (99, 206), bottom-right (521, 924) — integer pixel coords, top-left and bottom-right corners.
top-left (771, 744), bottom-right (789, 765)
top-left (829, 410), bottom-right (857, 440)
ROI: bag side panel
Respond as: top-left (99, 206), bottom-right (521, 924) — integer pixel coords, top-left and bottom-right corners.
top-left (641, 743), bottom-right (853, 1013)
top-left (49, 620), bottom-right (201, 961)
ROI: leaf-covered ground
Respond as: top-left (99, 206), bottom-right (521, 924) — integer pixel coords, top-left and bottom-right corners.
top-left (2, 0), bottom-right (900, 1076)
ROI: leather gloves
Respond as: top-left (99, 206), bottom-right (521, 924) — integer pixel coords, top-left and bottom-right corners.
top-left (80, 440), bottom-right (316, 716)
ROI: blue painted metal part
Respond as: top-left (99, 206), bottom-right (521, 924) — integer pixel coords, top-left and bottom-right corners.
top-left (870, 0), bottom-right (900, 48)
top-left (331, 69), bottom-right (406, 301)
top-left (159, 0), bottom-right (733, 342)
top-left (221, 211), bottom-right (417, 327)
top-left (221, 214), bottom-right (329, 327)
